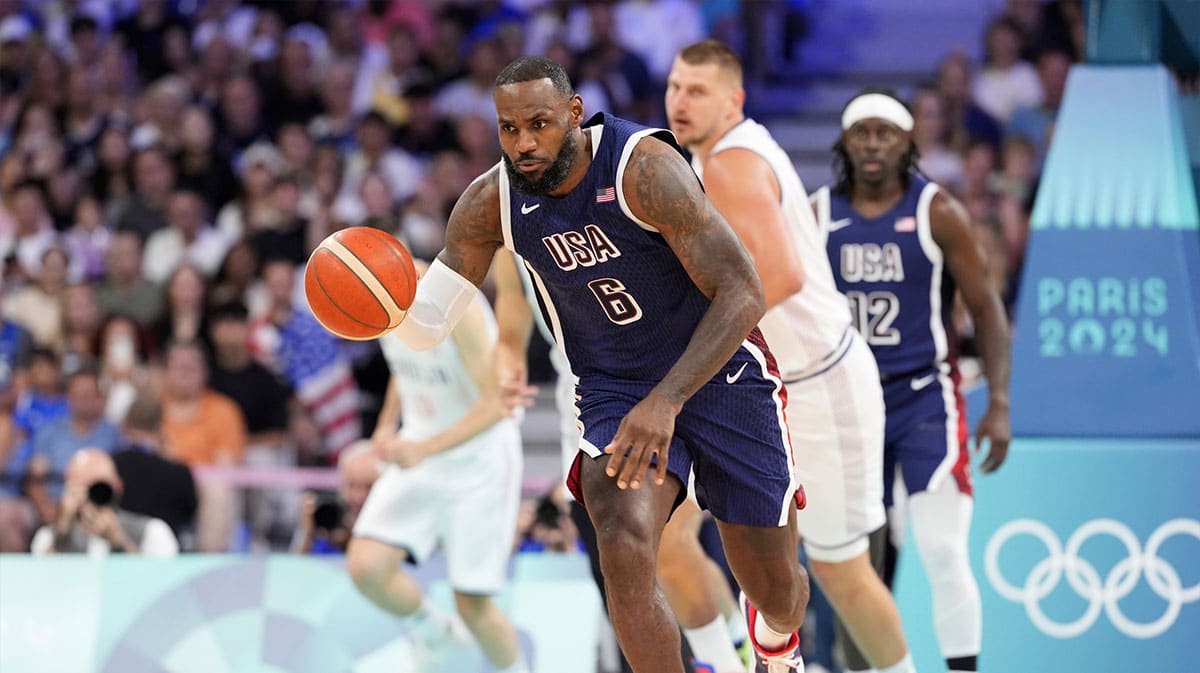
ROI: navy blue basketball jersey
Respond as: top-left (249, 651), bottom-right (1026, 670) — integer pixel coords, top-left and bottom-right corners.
top-left (498, 113), bottom-right (714, 382)
top-left (821, 177), bottom-right (957, 380)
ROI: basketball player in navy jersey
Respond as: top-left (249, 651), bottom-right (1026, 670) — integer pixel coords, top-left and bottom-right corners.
top-left (816, 90), bottom-right (1011, 673)
top-left (392, 56), bottom-right (809, 673)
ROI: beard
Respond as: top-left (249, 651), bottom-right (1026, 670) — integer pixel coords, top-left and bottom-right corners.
top-left (502, 130), bottom-right (578, 196)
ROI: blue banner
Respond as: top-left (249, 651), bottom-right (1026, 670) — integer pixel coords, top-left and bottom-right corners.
top-left (894, 438), bottom-right (1200, 672)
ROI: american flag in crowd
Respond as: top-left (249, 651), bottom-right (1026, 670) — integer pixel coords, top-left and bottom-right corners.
top-left (596, 186), bottom-right (616, 203)
top-left (894, 216), bottom-right (916, 232)
top-left (274, 310), bottom-right (361, 457)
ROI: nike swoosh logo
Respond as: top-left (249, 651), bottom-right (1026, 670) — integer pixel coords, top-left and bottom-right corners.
top-left (521, 203), bottom-right (540, 214)
top-left (828, 217), bottom-right (853, 232)
top-left (910, 373), bottom-right (938, 391)
top-left (726, 362), bottom-right (749, 384)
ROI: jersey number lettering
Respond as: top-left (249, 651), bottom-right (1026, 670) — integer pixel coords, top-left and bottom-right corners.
top-left (588, 278), bottom-right (643, 325)
top-left (847, 290), bottom-right (900, 345)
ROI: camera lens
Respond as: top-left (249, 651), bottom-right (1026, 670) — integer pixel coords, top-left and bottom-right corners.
top-left (87, 482), bottom-right (115, 507)
top-left (313, 499), bottom-right (344, 531)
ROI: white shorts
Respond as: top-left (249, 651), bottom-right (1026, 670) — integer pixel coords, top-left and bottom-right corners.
top-left (790, 331), bottom-right (886, 563)
top-left (353, 419), bottom-right (523, 594)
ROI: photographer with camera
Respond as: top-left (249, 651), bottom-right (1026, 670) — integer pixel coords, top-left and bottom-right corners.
top-left (291, 440), bottom-right (380, 554)
top-left (30, 447), bottom-right (179, 557)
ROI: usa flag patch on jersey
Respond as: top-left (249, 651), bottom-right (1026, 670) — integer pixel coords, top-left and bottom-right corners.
top-left (894, 216), bottom-right (916, 232)
top-left (596, 186), bottom-right (616, 202)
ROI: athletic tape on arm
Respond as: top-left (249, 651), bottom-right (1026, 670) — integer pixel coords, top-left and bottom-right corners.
top-left (391, 259), bottom-right (477, 350)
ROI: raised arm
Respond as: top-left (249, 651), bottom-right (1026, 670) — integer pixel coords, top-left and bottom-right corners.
top-left (702, 149), bottom-right (805, 308)
top-left (931, 191), bottom-right (1012, 473)
top-left (602, 136), bottom-right (767, 490)
top-left (392, 169), bottom-right (505, 350)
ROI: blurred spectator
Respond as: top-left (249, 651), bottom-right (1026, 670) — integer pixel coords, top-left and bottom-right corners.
top-left (174, 105), bottom-right (239, 214)
top-left (0, 15), bottom-right (33, 98)
top-left (112, 395), bottom-right (199, 542)
top-left (160, 339), bottom-right (246, 467)
top-left (250, 258), bottom-right (360, 460)
top-left (1006, 49), bottom-right (1071, 166)
top-left (60, 282), bottom-right (102, 372)
top-left (311, 58), bottom-right (364, 152)
top-left (0, 320), bottom-right (33, 552)
top-left (138, 75), bottom-right (191, 154)
top-left (339, 110), bottom-right (422, 210)
top-left (973, 16), bottom-right (1042, 123)
top-left (0, 318), bottom-right (31, 410)
top-left (62, 195), bottom-right (112, 282)
top-left (433, 38), bottom-right (502, 122)
top-left (4, 246), bottom-right (69, 350)
top-left (263, 30), bottom-right (326, 130)
top-left (26, 46), bottom-right (67, 110)
top-left (353, 24), bottom-right (430, 123)
top-left (153, 264), bottom-right (209, 357)
top-left (992, 136), bottom-right (1038, 205)
top-left (12, 348), bottom-right (68, 448)
top-left (217, 73), bottom-right (268, 158)
top-left (96, 229), bottom-right (164, 328)
top-left (216, 141), bottom-right (285, 241)
top-left (27, 364), bottom-right (121, 521)
top-left (93, 314), bottom-right (153, 425)
top-left (160, 339), bottom-right (246, 552)
top-left (30, 447), bottom-right (179, 557)
top-left (114, 146), bottom-right (176, 240)
top-left (937, 52), bottom-right (1003, 148)
top-left (250, 175), bottom-right (309, 266)
top-left (276, 121), bottom-right (316, 182)
top-left (577, 2), bottom-right (657, 123)
top-left (207, 301), bottom-right (292, 450)
top-left (117, 0), bottom-right (186, 85)
top-left (210, 239), bottom-right (267, 314)
top-left (0, 179), bottom-right (57, 280)
top-left (961, 138), bottom-right (999, 202)
top-left (911, 86), bottom-right (965, 191)
top-left (393, 82), bottom-right (460, 158)
top-left (143, 189), bottom-right (233, 283)
top-left (61, 65), bottom-right (107, 170)
top-left (88, 125), bottom-right (134, 207)
top-left (516, 488), bottom-right (579, 553)
top-left (292, 439), bottom-right (381, 554)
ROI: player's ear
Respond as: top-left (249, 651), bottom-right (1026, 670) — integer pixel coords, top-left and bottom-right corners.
top-left (568, 94), bottom-right (584, 126)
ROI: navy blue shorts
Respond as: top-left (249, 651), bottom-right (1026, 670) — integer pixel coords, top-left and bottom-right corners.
top-left (881, 365), bottom-right (972, 507)
top-left (567, 331), bottom-right (800, 528)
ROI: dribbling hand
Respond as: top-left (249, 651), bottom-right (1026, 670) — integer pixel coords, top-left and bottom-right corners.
top-left (603, 392), bottom-right (679, 490)
top-left (974, 403), bottom-right (1011, 473)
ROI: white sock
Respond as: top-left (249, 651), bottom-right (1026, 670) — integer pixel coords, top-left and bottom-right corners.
top-left (878, 653), bottom-right (915, 673)
top-left (494, 656), bottom-right (531, 673)
top-left (684, 615), bottom-right (745, 673)
top-left (404, 597), bottom-right (460, 641)
top-left (753, 614), bottom-right (792, 652)
top-left (726, 609), bottom-right (749, 644)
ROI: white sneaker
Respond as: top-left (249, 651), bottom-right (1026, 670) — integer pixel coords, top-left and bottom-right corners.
top-left (739, 592), bottom-right (805, 673)
top-left (407, 613), bottom-right (475, 673)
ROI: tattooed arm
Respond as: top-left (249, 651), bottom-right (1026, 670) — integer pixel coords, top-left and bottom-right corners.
top-left (393, 168), bottom-right (505, 350)
top-left (601, 136), bottom-right (767, 490)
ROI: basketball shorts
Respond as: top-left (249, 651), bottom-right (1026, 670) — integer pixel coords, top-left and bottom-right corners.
top-left (353, 419), bottom-right (523, 594)
top-left (790, 330), bottom-right (887, 563)
top-left (566, 334), bottom-right (799, 528)
top-left (881, 364), bottom-right (973, 508)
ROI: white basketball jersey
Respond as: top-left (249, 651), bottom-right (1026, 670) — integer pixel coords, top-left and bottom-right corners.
top-left (379, 294), bottom-right (499, 442)
top-left (694, 119), bottom-right (853, 380)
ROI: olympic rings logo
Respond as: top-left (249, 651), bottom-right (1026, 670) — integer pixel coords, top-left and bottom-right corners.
top-left (985, 518), bottom-right (1200, 639)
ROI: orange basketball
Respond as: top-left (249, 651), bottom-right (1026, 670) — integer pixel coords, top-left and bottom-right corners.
top-left (304, 227), bottom-right (418, 341)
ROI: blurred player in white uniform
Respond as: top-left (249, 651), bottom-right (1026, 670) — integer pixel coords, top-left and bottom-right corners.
top-left (664, 40), bottom-right (916, 673)
top-left (347, 266), bottom-right (527, 673)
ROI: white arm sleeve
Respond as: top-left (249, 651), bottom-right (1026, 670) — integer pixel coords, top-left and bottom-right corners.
top-left (392, 258), bottom-right (479, 351)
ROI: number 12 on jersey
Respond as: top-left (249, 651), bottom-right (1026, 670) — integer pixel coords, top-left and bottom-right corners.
top-left (588, 278), bottom-right (643, 325)
top-left (847, 290), bottom-right (900, 345)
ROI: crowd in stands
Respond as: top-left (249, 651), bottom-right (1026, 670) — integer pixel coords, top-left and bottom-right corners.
top-left (0, 0), bottom-right (1074, 555)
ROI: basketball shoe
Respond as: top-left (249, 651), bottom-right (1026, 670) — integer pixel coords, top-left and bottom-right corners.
top-left (405, 608), bottom-right (475, 673)
top-left (740, 593), bottom-right (805, 673)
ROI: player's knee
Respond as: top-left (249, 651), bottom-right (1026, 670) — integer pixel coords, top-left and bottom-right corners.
top-left (597, 527), bottom-right (656, 590)
top-left (346, 541), bottom-right (387, 594)
top-left (748, 562), bottom-right (808, 624)
top-left (917, 534), bottom-right (970, 578)
top-left (453, 593), bottom-right (493, 625)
